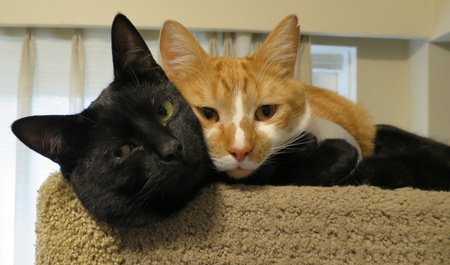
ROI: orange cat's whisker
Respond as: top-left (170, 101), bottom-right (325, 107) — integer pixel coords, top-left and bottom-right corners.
top-left (269, 131), bottom-right (312, 154)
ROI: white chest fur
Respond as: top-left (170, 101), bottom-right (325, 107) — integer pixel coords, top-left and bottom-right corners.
top-left (307, 116), bottom-right (363, 161)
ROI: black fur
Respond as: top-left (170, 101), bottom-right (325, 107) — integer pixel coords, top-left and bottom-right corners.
top-left (342, 124), bottom-right (450, 190)
top-left (11, 14), bottom-right (213, 227)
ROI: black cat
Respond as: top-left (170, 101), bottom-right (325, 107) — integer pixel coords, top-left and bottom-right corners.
top-left (12, 14), bottom-right (213, 227)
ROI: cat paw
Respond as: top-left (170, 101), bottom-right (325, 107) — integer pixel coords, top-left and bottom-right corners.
top-left (312, 139), bottom-right (359, 185)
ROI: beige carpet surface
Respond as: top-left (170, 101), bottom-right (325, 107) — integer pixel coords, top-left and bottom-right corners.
top-left (36, 172), bottom-right (450, 264)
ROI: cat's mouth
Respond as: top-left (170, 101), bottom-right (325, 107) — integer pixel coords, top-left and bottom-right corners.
top-left (212, 156), bottom-right (259, 179)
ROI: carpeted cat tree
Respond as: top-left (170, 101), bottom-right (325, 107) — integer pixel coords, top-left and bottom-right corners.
top-left (36, 172), bottom-right (449, 264)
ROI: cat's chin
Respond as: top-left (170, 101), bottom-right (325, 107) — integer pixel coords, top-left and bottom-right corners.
top-left (227, 169), bottom-right (254, 179)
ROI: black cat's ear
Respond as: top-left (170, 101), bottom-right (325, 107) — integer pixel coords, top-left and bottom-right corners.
top-left (11, 115), bottom-right (85, 164)
top-left (111, 13), bottom-right (161, 80)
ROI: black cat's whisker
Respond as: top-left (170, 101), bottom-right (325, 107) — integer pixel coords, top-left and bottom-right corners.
top-left (126, 193), bottom-right (154, 223)
top-left (122, 179), bottom-right (162, 224)
top-left (126, 173), bottom-right (162, 206)
top-left (130, 177), bottom-right (160, 203)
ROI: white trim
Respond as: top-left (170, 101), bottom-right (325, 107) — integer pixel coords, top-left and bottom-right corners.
top-left (311, 45), bottom-right (357, 102)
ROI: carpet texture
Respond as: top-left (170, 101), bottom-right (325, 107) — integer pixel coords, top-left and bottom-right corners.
top-left (36, 172), bottom-right (450, 264)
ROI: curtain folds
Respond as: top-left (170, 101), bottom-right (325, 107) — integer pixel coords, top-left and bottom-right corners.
top-left (14, 27), bottom-right (36, 265)
top-left (223, 32), bottom-right (234, 57)
top-left (69, 29), bottom-right (86, 113)
top-left (13, 28), bottom-right (87, 265)
top-left (16, 28), bottom-right (35, 118)
top-left (208, 32), bottom-right (219, 57)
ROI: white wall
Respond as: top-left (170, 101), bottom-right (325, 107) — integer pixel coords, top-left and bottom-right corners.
top-left (408, 40), bottom-right (429, 136)
top-left (0, 0), bottom-right (434, 38)
top-left (434, 0), bottom-right (450, 41)
top-left (407, 40), bottom-right (450, 143)
top-left (428, 42), bottom-right (450, 143)
top-left (313, 36), bottom-right (410, 129)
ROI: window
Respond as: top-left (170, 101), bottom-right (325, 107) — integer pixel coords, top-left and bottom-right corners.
top-left (0, 27), bottom-right (23, 265)
top-left (311, 45), bottom-right (357, 101)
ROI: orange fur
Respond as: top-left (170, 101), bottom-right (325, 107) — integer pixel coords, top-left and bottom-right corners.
top-left (160, 15), bottom-right (375, 178)
top-left (305, 85), bottom-right (375, 157)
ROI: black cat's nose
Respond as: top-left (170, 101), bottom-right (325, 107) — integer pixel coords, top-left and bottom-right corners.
top-left (157, 138), bottom-right (183, 162)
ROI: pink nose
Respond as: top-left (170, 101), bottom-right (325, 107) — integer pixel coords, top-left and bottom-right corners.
top-left (229, 147), bottom-right (253, 162)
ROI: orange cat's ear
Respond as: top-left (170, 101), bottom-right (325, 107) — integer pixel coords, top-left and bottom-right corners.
top-left (159, 20), bottom-right (209, 85)
top-left (250, 15), bottom-right (300, 77)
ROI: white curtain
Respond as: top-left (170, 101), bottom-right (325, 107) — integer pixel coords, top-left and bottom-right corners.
top-left (207, 32), bottom-right (312, 84)
top-left (11, 28), bottom-right (87, 265)
top-left (0, 27), bottom-right (25, 265)
top-left (0, 27), bottom-right (148, 265)
top-left (14, 28), bottom-right (36, 265)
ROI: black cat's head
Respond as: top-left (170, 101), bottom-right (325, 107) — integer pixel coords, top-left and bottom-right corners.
top-left (11, 14), bottom-right (211, 227)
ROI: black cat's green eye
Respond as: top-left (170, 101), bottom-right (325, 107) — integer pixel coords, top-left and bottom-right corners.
top-left (255, 105), bottom-right (277, 121)
top-left (113, 144), bottom-right (132, 158)
top-left (158, 100), bottom-right (174, 121)
top-left (198, 107), bottom-right (219, 122)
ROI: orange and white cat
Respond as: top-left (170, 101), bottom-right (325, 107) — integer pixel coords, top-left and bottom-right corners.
top-left (159, 15), bottom-right (376, 179)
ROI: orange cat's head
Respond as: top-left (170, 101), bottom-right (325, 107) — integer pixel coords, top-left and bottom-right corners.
top-left (160, 15), bottom-right (311, 179)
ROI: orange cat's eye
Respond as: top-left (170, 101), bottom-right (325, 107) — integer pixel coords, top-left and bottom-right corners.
top-left (198, 107), bottom-right (219, 122)
top-left (255, 105), bottom-right (277, 121)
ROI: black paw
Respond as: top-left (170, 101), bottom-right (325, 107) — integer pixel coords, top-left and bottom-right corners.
top-left (278, 139), bottom-right (358, 186)
top-left (312, 139), bottom-right (359, 185)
